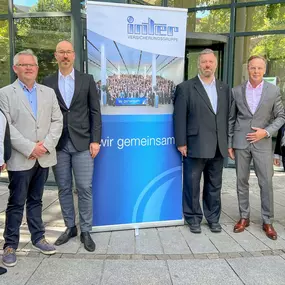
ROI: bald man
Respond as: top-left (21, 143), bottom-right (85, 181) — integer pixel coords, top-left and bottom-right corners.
top-left (42, 41), bottom-right (102, 252)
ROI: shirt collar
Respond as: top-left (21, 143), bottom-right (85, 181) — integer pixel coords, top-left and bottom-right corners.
top-left (247, 80), bottom-right (264, 89)
top-left (18, 79), bottom-right (37, 92)
top-left (58, 68), bottom-right (75, 80)
top-left (198, 74), bottom-right (216, 86)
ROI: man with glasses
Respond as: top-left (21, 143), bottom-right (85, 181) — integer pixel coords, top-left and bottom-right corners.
top-left (42, 41), bottom-right (101, 252)
top-left (228, 55), bottom-right (285, 240)
top-left (0, 49), bottom-right (63, 267)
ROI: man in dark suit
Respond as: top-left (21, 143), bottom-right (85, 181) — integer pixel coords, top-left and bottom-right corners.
top-left (173, 49), bottom-right (229, 234)
top-left (274, 124), bottom-right (285, 170)
top-left (42, 41), bottom-right (102, 252)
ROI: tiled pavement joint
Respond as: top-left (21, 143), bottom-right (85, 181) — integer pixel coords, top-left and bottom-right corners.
top-left (11, 250), bottom-right (285, 261)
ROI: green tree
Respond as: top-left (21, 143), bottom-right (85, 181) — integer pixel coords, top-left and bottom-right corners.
top-left (15, 0), bottom-right (71, 82)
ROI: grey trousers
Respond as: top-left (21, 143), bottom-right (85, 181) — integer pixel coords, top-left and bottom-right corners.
top-left (53, 140), bottom-right (94, 232)
top-left (235, 145), bottom-right (274, 224)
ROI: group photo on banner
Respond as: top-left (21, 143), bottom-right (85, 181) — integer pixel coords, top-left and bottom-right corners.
top-left (86, 1), bottom-right (188, 230)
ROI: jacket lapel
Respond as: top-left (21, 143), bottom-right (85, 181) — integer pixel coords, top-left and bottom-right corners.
top-left (52, 72), bottom-right (68, 110)
top-left (215, 80), bottom-right (223, 114)
top-left (254, 81), bottom-right (268, 114)
top-left (194, 76), bottom-right (215, 114)
top-left (241, 82), bottom-right (253, 116)
top-left (69, 70), bottom-right (83, 108)
top-left (12, 80), bottom-right (36, 120)
top-left (36, 84), bottom-right (44, 122)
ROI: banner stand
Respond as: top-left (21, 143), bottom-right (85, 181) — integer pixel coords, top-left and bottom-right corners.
top-left (92, 219), bottom-right (184, 233)
top-left (87, 1), bottom-right (187, 231)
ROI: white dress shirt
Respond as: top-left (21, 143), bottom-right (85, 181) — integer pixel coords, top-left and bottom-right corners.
top-left (58, 69), bottom-right (75, 108)
top-left (0, 112), bottom-right (6, 166)
top-left (198, 74), bottom-right (218, 114)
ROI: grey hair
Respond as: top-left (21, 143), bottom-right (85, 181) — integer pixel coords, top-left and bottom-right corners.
top-left (197, 48), bottom-right (217, 65)
top-left (13, 49), bottom-right (38, 66)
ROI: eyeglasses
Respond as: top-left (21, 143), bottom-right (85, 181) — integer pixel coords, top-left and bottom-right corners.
top-left (16, 64), bottom-right (38, 67)
top-left (56, 50), bottom-right (75, 56)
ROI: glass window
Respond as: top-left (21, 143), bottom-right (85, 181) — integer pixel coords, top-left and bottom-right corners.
top-left (187, 9), bottom-right (230, 33)
top-left (234, 35), bottom-right (285, 104)
top-left (81, 0), bottom-right (86, 13)
top-left (237, 0), bottom-right (268, 3)
top-left (236, 4), bottom-right (285, 32)
top-left (0, 0), bottom-right (8, 14)
top-left (0, 20), bottom-right (10, 87)
top-left (13, 0), bottom-right (71, 13)
top-left (130, 0), bottom-right (162, 5)
top-left (14, 17), bottom-right (71, 82)
top-left (169, 0), bottom-right (230, 9)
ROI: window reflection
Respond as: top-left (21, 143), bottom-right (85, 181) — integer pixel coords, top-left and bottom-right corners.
top-left (234, 35), bottom-right (285, 103)
top-left (0, 20), bottom-right (10, 87)
top-left (0, 0), bottom-right (8, 14)
top-left (131, 0), bottom-right (162, 5)
top-left (14, 17), bottom-right (71, 82)
top-left (13, 0), bottom-right (71, 13)
top-left (236, 4), bottom-right (285, 32)
top-left (169, 0), bottom-right (230, 8)
top-left (187, 9), bottom-right (230, 33)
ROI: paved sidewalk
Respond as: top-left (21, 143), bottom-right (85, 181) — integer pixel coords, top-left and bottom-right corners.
top-left (0, 168), bottom-right (285, 284)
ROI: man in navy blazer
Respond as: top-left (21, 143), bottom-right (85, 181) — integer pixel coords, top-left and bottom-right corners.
top-left (173, 49), bottom-right (229, 234)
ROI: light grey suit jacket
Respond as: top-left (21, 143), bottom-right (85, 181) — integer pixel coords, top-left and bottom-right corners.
top-left (0, 80), bottom-right (63, 171)
top-left (228, 80), bottom-right (285, 150)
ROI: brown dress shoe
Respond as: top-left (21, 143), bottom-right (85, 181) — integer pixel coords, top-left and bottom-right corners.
top-left (233, 218), bottom-right (250, 233)
top-left (263, 224), bottom-right (277, 240)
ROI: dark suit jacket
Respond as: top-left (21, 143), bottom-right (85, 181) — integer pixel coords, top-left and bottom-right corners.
top-left (0, 108), bottom-right (11, 162)
top-left (173, 76), bottom-right (230, 158)
top-left (42, 69), bottom-right (102, 151)
top-left (274, 124), bottom-right (285, 156)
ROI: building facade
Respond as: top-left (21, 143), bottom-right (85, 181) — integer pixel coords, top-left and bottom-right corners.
top-left (0, 0), bottom-right (284, 95)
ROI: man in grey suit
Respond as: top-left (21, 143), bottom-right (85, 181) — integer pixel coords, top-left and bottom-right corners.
top-left (228, 55), bottom-right (285, 240)
top-left (0, 50), bottom-right (63, 267)
top-left (42, 41), bottom-right (102, 252)
top-left (173, 49), bottom-right (230, 234)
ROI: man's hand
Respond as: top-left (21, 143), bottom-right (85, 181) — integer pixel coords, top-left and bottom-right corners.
top-left (273, 158), bottom-right (280, 166)
top-left (0, 163), bottom-right (6, 172)
top-left (90, 142), bottom-right (100, 158)
top-left (228, 148), bottom-right (235, 160)
top-left (178, 145), bottom-right (187, 157)
top-left (30, 141), bottom-right (47, 160)
top-left (246, 127), bottom-right (268, 143)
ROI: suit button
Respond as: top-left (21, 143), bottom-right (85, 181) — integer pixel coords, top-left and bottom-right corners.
top-left (68, 110), bottom-right (70, 113)
top-left (37, 126), bottom-right (39, 129)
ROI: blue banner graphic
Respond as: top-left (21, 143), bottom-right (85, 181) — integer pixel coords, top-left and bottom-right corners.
top-left (116, 98), bottom-right (147, 106)
top-left (93, 115), bottom-right (182, 226)
top-left (87, 2), bottom-right (187, 229)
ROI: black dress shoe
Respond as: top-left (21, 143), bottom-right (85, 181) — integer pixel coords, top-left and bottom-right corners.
top-left (54, 226), bottom-right (77, 246)
top-left (208, 222), bottom-right (222, 233)
top-left (80, 232), bottom-right (96, 252)
top-left (189, 223), bottom-right (201, 234)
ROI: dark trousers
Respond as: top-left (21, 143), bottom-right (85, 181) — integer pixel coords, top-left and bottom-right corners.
top-left (3, 162), bottom-right (49, 250)
top-left (183, 147), bottom-right (224, 225)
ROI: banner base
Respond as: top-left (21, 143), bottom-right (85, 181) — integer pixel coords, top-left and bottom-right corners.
top-left (91, 219), bottom-right (184, 233)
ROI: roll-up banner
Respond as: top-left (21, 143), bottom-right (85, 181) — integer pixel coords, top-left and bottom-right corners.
top-left (87, 1), bottom-right (187, 231)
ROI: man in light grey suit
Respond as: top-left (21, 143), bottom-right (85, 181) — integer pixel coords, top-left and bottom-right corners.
top-left (228, 55), bottom-right (285, 240)
top-left (0, 50), bottom-right (63, 267)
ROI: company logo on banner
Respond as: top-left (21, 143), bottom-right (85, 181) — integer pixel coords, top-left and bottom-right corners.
top-left (87, 1), bottom-right (187, 230)
top-left (127, 16), bottom-right (179, 41)
top-left (87, 2), bottom-right (187, 57)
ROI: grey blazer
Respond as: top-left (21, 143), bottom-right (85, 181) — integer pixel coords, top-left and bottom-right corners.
top-left (228, 80), bottom-right (285, 150)
top-left (0, 80), bottom-right (63, 171)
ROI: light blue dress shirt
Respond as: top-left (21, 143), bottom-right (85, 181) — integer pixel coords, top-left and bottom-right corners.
top-left (18, 79), bottom-right (37, 118)
top-left (58, 69), bottom-right (75, 109)
top-left (198, 74), bottom-right (218, 114)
